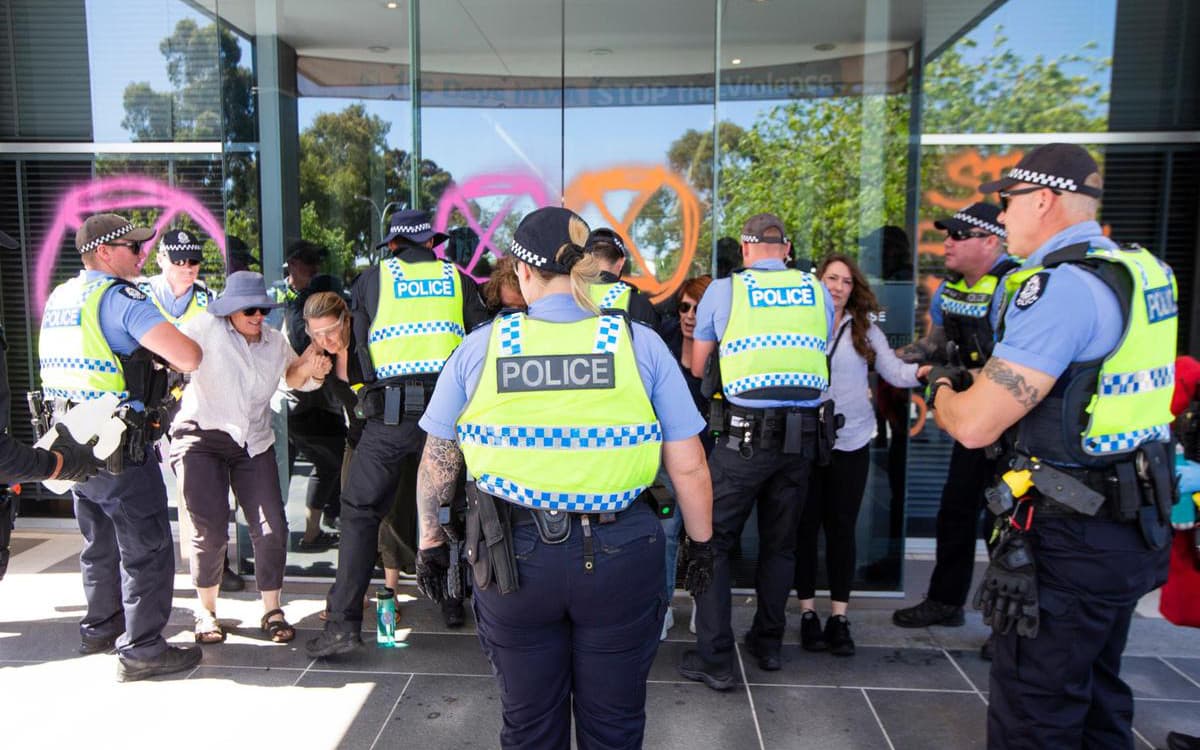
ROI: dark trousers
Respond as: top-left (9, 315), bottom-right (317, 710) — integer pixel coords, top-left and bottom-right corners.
top-left (794, 445), bottom-right (870, 602)
top-left (474, 502), bottom-right (666, 750)
top-left (378, 452), bottom-right (420, 572)
top-left (988, 516), bottom-right (1169, 749)
top-left (695, 440), bottom-right (814, 667)
top-left (169, 428), bottom-right (288, 591)
top-left (289, 427), bottom-right (346, 516)
top-left (72, 455), bottom-right (173, 660)
top-left (324, 418), bottom-right (425, 632)
top-left (927, 442), bottom-right (998, 606)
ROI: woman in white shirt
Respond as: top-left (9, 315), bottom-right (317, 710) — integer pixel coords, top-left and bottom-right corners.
top-left (170, 271), bottom-right (331, 644)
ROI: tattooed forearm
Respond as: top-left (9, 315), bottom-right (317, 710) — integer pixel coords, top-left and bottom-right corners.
top-left (982, 359), bottom-right (1042, 410)
top-left (416, 436), bottom-right (464, 547)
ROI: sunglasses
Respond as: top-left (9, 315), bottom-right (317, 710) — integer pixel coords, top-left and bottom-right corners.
top-left (677, 301), bottom-right (695, 314)
top-left (170, 258), bottom-right (202, 267)
top-left (239, 307), bottom-right (271, 317)
top-left (999, 185), bottom-right (1059, 211)
top-left (946, 229), bottom-right (990, 242)
top-left (107, 241), bottom-right (142, 253)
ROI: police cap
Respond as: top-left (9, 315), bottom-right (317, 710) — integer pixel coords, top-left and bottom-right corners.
top-left (75, 213), bottom-right (156, 254)
top-left (933, 202), bottom-right (1006, 238)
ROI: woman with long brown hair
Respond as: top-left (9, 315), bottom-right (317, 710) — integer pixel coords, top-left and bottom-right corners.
top-left (793, 253), bottom-right (928, 655)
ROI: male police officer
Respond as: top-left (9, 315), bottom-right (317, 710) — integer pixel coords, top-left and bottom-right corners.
top-left (306, 208), bottom-right (487, 657)
top-left (583, 227), bottom-right (659, 327)
top-left (0, 228), bottom-right (101, 579)
top-left (680, 213), bottom-right (834, 689)
top-left (41, 213), bottom-right (203, 680)
top-left (138, 229), bottom-right (213, 326)
top-left (930, 144), bottom-right (1176, 748)
top-left (894, 203), bottom-right (1017, 647)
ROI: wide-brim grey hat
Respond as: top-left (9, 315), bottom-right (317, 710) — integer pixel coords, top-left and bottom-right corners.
top-left (209, 271), bottom-right (282, 317)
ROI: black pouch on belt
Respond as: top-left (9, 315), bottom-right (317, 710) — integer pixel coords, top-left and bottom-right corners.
top-left (383, 386), bottom-right (402, 425)
top-left (404, 381), bottom-right (426, 418)
top-left (471, 485), bottom-right (519, 593)
top-left (532, 509), bottom-right (571, 544)
top-left (1136, 443), bottom-right (1174, 550)
top-left (782, 410), bottom-right (804, 455)
top-left (463, 489), bottom-right (489, 588)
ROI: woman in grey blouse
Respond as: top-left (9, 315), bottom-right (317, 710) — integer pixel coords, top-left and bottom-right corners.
top-left (170, 272), bottom-right (331, 644)
top-left (794, 254), bottom-right (929, 656)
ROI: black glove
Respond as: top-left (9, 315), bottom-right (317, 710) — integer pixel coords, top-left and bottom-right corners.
top-left (415, 544), bottom-right (450, 603)
top-left (48, 424), bottom-right (102, 483)
top-left (683, 538), bottom-right (714, 597)
top-left (973, 530), bottom-right (1039, 638)
top-left (926, 364), bottom-right (973, 391)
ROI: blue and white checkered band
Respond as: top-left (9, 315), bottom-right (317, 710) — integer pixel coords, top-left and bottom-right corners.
top-left (389, 222), bottom-right (432, 235)
top-left (509, 238), bottom-right (545, 268)
top-left (385, 257), bottom-right (456, 280)
top-left (1098, 365), bottom-right (1175, 397)
top-left (952, 211), bottom-right (1006, 238)
top-left (726, 372), bottom-right (829, 396)
top-left (593, 315), bottom-right (623, 354)
top-left (740, 234), bottom-right (788, 244)
top-left (457, 422), bottom-right (662, 451)
top-left (161, 242), bottom-right (203, 254)
top-left (196, 289), bottom-right (209, 307)
top-left (44, 386), bottom-right (129, 402)
top-left (498, 313), bottom-right (524, 356)
top-left (599, 282), bottom-right (629, 309)
top-left (940, 297), bottom-right (989, 318)
top-left (720, 333), bottom-right (826, 358)
top-left (368, 319), bottom-right (465, 344)
top-left (476, 473), bottom-right (645, 513)
top-left (39, 356), bottom-right (121, 374)
top-left (1005, 168), bottom-right (1081, 193)
top-left (374, 359), bottom-right (447, 378)
top-left (1083, 424), bottom-right (1172, 456)
top-left (79, 223), bottom-right (135, 253)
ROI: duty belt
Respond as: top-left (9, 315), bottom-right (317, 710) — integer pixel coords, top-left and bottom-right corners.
top-left (355, 379), bottom-right (435, 424)
top-left (507, 497), bottom-right (635, 575)
top-left (713, 402), bottom-right (817, 456)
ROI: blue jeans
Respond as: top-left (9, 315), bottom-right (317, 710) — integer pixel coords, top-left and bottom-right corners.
top-left (473, 502), bottom-right (667, 750)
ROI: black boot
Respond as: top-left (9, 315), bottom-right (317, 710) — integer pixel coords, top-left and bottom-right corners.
top-left (117, 645), bottom-right (202, 682)
top-left (892, 598), bottom-right (964, 628)
top-left (824, 615), bottom-right (855, 657)
top-left (800, 610), bottom-right (828, 652)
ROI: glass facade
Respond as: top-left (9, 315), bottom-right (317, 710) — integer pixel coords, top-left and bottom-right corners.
top-left (2, 0), bottom-right (1197, 592)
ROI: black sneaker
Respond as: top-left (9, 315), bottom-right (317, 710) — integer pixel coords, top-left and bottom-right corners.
top-left (219, 563), bottom-right (245, 592)
top-left (442, 597), bottom-right (466, 629)
top-left (679, 649), bottom-right (736, 691)
top-left (824, 615), bottom-right (855, 657)
top-left (117, 645), bottom-right (202, 682)
top-left (79, 632), bottom-right (121, 655)
top-left (892, 598), bottom-right (964, 628)
top-left (305, 629), bottom-right (363, 658)
top-left (743, 630), bottom-right (782, 671)
top-left (799, 610), bottom-right (828, 652)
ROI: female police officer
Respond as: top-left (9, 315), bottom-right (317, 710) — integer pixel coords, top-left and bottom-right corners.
top-left (413, 207), bottom-right (714, 750)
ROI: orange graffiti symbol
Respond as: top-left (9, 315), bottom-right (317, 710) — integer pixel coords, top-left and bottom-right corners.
top-left (562, 165), bottom-right (700, 304)
top-left (919, 148), bottom-right (1025, 258)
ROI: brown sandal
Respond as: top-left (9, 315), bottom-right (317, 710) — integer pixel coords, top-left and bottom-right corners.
top-left (261, 608), bottom-right (295, 643)
top-left (194, 611), bottom-right (226, 644)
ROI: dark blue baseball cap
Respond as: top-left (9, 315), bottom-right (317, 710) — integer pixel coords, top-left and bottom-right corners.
top-left (378, 209), bottom-right (449, 249)
top-left (933, 202), bottom-right (1006, 239)
top-left (509, 207), bottom-right (590, 275)
top-left (584, 227), bottom-right (628, 258)
top-left (159, 228), bottom-right (205, 261)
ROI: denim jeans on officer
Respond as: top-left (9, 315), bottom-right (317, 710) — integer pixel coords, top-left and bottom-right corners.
top-left (473, 500), bottom-right (667, 750)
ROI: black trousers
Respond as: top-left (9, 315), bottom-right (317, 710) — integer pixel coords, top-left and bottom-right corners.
top-left (324, 418), bottom-right (425, 632)
top-left (794, 445), bottom-right (870, 602)
top-left (927, 442), bottom-right (998, 606)
top-left (289, 426), bottom-right (346, 515)
top-left (695, 439), bottom-right (814, 668)
top-left (988, 516), bottom-right (1169, 748)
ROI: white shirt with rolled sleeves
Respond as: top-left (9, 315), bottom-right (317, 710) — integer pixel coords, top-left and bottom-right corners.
top-left (825, 318), bottom-right (921, 451)
top-left (173, 313), bottom-right (321, 456)
top-left (419, 293), bottom-right (706, 444)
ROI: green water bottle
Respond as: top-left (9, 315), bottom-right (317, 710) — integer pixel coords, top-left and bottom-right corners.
top-left (376, 586), bottom-right (396, 647)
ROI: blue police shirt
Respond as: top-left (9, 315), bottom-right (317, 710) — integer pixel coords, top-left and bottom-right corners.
top-left (420, 293), bottom-right (706, 443)
top-left (692, 259), bottom-right (835, 408)
top-left (87, 270), bottom-right (170, 357)
top-left (991, 221), bottom-right (1122, 378)
top-left (146, 274), bottom-right (195, 319)
top-left (929, 254), bottom-right (1017, 328)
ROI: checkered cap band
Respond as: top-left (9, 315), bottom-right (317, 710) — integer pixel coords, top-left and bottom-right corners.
top-left (726, 372), bottom-right (828, 396)
top-left (79, 223), bottom-right (134, 253)
top-left (940, 297), bottom-right (990, 318)
top-left (740, 234), bottom-right (788, 245)
top-left (1005, 168), bottom-right (1080, 193)
top-left (374, 359), bottom-right (446, 378)
top-left (720, 333), bottom-right (826, 358)
top-left (44, 386), bottom-right (129, 402)
top-left (368, 320), bottom-right (465, 345)
top-left (389, 222), bottom-right (432, 234)
top-left (1082, 424), bottom-right (1172, 456)
top-left (161, 242), bottom-right (204, 254)
top-left (1098, 365), bottom-right (1175, 397)
top-left (476, 473), bottom-right (644, 513)
top-left (39, 356), bottom-right (121, 374)
top-left (457, 422), bottom-right (662, 450)
top-left (951, 211), bottom-right (1006, 238)
top-left (509, 238), bottom-right (546, 268)
top-left (599, 282), bottom-right (629, 309)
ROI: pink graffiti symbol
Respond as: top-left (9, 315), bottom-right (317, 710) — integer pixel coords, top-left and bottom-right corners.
top-left (432, 174), bottom-right (551, 281)
top-left (34, 176), bottom-right (227, 317)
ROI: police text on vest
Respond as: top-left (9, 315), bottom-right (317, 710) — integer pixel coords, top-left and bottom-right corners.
top-left (392, 278), bottom-right (454, 298)
top-left (496, 354), bottom-right (616, 392)
top-left (748, 286), bottom-right (815, 307)
top-left (1144, 285), bottom-right (1177, 323)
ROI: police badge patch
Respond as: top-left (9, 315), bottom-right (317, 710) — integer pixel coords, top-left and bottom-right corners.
top-left (1014, 272), bottom-right (1049, 310)
top-left (118, 285), bottom-right (148, 301)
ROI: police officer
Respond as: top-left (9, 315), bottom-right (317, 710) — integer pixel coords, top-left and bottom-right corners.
top-left (0, 228), bottom-right (101, 579)
top-left (582, 227), bottom-right (659, 326)
top-left (40, 213), bottom-right (204, 680)
top-left (305, 208), bottom-right (487, 656)
top-left (931, 143), bottom-right (1176, 747)
top-left (411, 206), bottom-right (713, 749)
top-left (680, 212), bottom-right (834, 689)
top-left (137, 229), bottom-right (213, 326)
top-left (893, 203), bottom-right (1017, 651)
